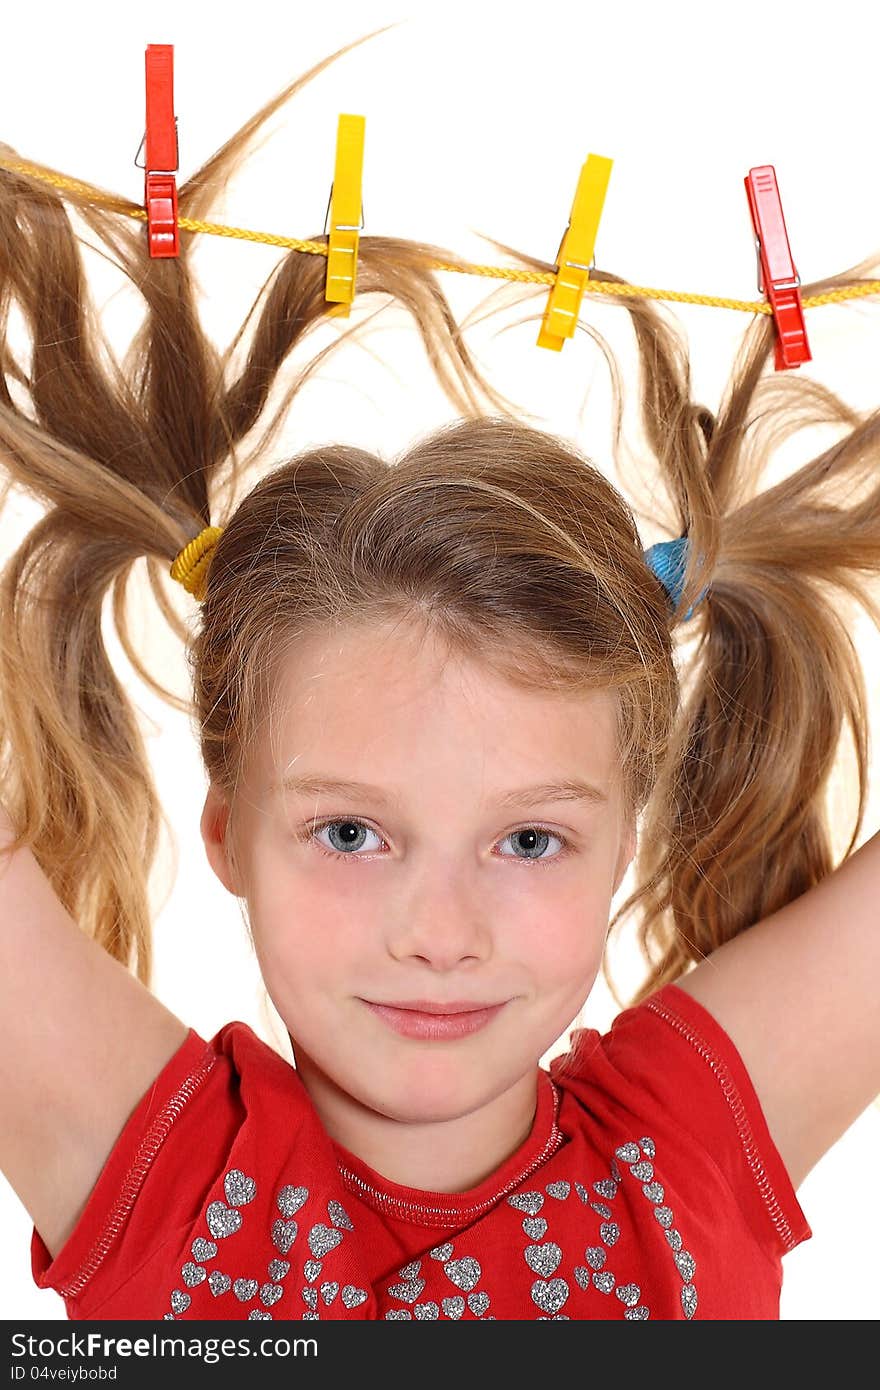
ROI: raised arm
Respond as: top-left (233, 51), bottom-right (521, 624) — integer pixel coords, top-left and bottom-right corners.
top-left (674, 826), bottom-right (880, 1191)
top-left (0, 803), bottom-right (190, 1260)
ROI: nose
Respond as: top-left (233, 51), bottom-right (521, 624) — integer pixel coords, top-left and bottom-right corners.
top-left (385, 859), bottom-right (492, 969)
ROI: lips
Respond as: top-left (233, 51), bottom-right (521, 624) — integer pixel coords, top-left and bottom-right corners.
top-left (362, 999), bottom-right (509, 1041)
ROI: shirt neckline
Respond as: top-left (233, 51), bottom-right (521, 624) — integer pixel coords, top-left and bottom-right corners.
top-left (331, 1067), bottom-right (565, 1228)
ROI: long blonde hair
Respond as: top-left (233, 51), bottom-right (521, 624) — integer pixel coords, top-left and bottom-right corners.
top-left (2, 29), bottom-right (880, 1010)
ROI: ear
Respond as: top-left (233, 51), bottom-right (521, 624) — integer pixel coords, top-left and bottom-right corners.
top-left (200, 784), bottom-right (243, 897)
top-left (612, 822), bottom-right (637, 897)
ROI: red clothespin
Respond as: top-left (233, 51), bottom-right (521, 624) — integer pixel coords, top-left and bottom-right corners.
top-left (137, 44), bottom-right (180, 258)
top-left (744, 165), bottom-right (810, 371)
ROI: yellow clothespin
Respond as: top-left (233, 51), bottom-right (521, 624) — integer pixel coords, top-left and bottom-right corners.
top-left (324, 113), bottom-right (366, 317)
top-left (537, 154), bottom-right (613, 351)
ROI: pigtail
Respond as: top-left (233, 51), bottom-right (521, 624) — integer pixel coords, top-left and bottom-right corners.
top-left (0, 36), bottom-right (517, 987)
top-left (452, 226), bottom-right (880, 1005)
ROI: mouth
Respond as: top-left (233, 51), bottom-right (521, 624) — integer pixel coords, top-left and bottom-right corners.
top-left (360, 998), bottom-right (509, 1041)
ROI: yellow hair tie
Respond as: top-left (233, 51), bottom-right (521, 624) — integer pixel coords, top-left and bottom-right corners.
top-left (169, 524), bottom-right (225, 601)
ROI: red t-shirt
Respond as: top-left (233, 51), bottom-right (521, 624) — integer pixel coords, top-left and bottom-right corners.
top-left (31, 982), bottom-right (811, 1321)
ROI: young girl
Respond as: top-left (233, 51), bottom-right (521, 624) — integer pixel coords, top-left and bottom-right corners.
top-left (1, 36), bottom-right (878, 1322)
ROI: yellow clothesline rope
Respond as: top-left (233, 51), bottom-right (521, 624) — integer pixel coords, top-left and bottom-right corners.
top-left (3, 155), bottom-right (880, 316)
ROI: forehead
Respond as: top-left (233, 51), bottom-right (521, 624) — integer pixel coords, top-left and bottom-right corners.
top-left (261, 619), bottom-right (620, 789)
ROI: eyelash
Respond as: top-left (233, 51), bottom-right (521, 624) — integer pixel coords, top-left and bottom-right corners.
top-left (301, 816), bottom-right (573, 868)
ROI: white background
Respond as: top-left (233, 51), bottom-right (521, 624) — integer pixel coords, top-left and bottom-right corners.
top-left (1, 0), bottom-right (879, 1320)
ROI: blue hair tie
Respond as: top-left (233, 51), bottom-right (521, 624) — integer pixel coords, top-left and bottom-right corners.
top-left (643, 536), bottom-right (710, 622)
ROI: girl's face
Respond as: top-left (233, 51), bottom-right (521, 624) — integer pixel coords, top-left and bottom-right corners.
top-left (201, 618), bottom-right (635, 1147)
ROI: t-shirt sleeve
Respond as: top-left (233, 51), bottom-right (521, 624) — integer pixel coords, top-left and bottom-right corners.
top-left (549, 980), bottom-right (812, 1264)
top-left (30, 1025), bottom-right (238, 1318)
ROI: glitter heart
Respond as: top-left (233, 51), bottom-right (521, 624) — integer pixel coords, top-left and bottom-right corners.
top-left (665, 1229), bottom-right (683, 1252)
top-left (268, 1260), bottom-right (290, 1281)
top-left (546, 1180), bottom-right (570, 1199)
top-left (260, 1283), bottom-right (283, 1307)
top-left (443, 1257), bottom-right (481, 1291)
top-left (574, 1266), bottom-right (591, 1290)
top-left (643, 1182), bottom-right (664, 1203)
top-left (302, 1312), bottom-right (319, 1321)
top-left (584, 1246), bottom-right (606, 1270)
top-left (468, 1292), bottom-right (490, 1316)
top-left (524, 1243), bottom-right (562, 1277)
top-left (625, 1306), bottom-right (650, 1320)
top-left (224, 1169), bottom-right (257, 1207)
top-left (593, 1271), bottom-right (616, 1293)
top-left (388, 1280), bottom-right (425, 1303)
top-left (630, 1160), bottom-right (654, 1181)
top-left (681, 1284), bottom-right (698, 1319)
top-left (233, 1279), bottom-right (258, 1303)
top-left (522, 1217), bottom-right (548, 1240)
top-left (429, 1242), bottom-right (454, 1260)
top-left (615, 1141), bottom-right (640, 1162)
top-left (303, 1260), bottom-right (322, 1282)
top-left (308, 1224), bottom-right (343, 1258)
top-left (276, 1185), bottom-right (309, 1217)
top-left (442, 1296), bottom-right (465, 1319)
top-left (530, 1277), bottom-right (569, 1315)
top-left (506, 1191), bottom-right (544, 1216)
top-left (398, 1259), bottom-right (421, 1280)
top-left (320, 1281), bottom-right (339, 1306)
top-left (341, 1286), bottom-right (368, 1309)
top-left (640, 1136), bottom-right (656, 1158)
top-left (386, 1310), bottom-right (411, 1320)
top-left (653, 1206), bottom-right (673, 1228)
top-left (414, 1302), bottom-right (439, 1319)
top-left (208, 1272), bottom-right (231, 1296)
top-left (206, 1201), bottom-right (242, 1240)
top-left (574, 1182), bottom-right (590, 1203)
top-left (327, 1199), bottom-right (354, 1230)
top-left (301, 1288), bottom-right (318, 1310)
top-left (249, 1310), bottom-right (272, 1320)
top-left (191, 1238), bottom-right (217, 1262)
top-left (170, 1290), bottom-right (190, 1314)
top-left (592, 1179), bottom-right (618, 1199)
top-left (615, 1282), bottom-right (641, 1307)
top-left (600, 1221), bottom-right (620, 1247)
top-left (590, 1202), bottom-right (612, 1218)
top-left (674, 1250), bottom-right (696, 1282)
top-left (181, 1262), bottom-right (206, 1288)
top-left (270, 1219), bottom-right (298, 1255)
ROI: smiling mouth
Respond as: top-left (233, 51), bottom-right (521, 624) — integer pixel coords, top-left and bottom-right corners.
top-left (361, 999), bottom-right (509, 1041)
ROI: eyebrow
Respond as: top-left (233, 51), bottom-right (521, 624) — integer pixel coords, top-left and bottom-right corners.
top-left (276, 773), bottom-right (608, 809)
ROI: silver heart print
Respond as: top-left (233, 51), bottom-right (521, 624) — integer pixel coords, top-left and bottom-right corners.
top-left (443, 1258), bottom-right (481, 1291)
top-left (522, 1217), bottom-right (548, 1240)
top-left (524, 1243), bottom-right (562, 1277)
top-left (224, 1169), bottom-right (256, 1207)
top-left (206, 1201), bottom-right (242, 1240)
top-left (506, 1192), bottom-right (544, 1216)
top-left (270, 1219), bottom-right (298, 1254)
top-left (530, 1278), bottom-right (569, 1315)
top-left (308, 1224), bottom-right (343, 1258)
top-left (341, 1286), bottom-right (368, 1309)
top-left (276, 1185), bottom-right (309, 1217)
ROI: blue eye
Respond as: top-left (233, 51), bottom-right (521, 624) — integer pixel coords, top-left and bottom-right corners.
top-left (304, 817), bottom-right (570, 867)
